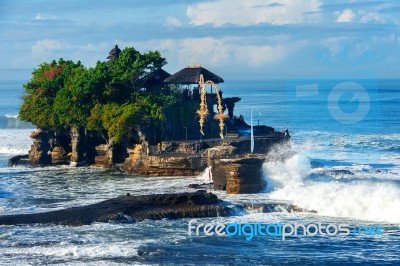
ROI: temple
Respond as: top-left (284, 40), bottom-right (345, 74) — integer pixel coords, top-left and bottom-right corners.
top-left (134, 65), bottom-right (277, 143)
top-left (12, 47), bottom-right (292, 194)
top-left (120, 65), bottom-right (291, 194)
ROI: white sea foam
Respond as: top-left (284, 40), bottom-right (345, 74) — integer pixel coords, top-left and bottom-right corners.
top-left (4, 114), bottom-right (18, 119)
top-left (198, 166), bottom-right (213, 183)
top-left (36, 243), bottom-right (139, 258)
top-left (0, 242), bottom-right (140, 261)
top-left (262, 145), bottom-right (400, 224)
top-left (0, 129), bottom-right (32, 154)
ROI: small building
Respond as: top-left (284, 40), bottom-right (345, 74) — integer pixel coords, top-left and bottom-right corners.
top-left (163, 66), bottom-right (228, 140)
top-left (107, 45), bottom-right (121, 60)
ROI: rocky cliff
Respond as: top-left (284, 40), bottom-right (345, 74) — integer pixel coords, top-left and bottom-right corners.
top-left (11, 128), bottom-right (291, 194)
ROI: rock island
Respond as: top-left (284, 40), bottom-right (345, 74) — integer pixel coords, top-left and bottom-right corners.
top-left (11, 45), bottom-right (291, 194)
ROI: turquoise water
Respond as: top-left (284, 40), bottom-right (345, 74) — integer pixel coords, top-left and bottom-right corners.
top-left (0, 79), bottom-right (399, 265)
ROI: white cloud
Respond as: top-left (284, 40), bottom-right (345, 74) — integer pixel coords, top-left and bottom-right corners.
top-left (23, 41), bottom-right (110, 68)
top-left (164, 16), bottom-right (182, 27)
top-left (336, 9), bottom-right (356, 23)
top-left (322, 35), bottom-right (392, 62)
top-left (234, 44), bottom-right (288, 66)
top-left (35, 13), bottom-right (56, 20)
top-left (322, 37), bottom-right (346, 58)
top-left (372, 34), bottom-right (400, 44)
top-left (131, 36), bottom-right (302, 70)
top-left (127, 37), bottom-right (233, 67)
top-left (186, 0), bottom-right (322, 26)
top-left (335, 9), bottom-right (393, 24)
top-left (349, 43), bottom-right (370, 58)
top-left (31, 39), bottom-right (68, 57)
top-left (175, 37), bottom-right (232, 66)
top-left (359, 12), bottom-right (387, 24)
top-left (80, 42), bottom-right (109, 52)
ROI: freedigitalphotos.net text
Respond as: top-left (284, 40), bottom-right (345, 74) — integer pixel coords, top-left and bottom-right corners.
top-left (188, 220), bottom-right (384, 241)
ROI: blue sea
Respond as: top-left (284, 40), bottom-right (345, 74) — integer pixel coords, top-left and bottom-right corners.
top-left (0, 79), bottom-right (399, 265)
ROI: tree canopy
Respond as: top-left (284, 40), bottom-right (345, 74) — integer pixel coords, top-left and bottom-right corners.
top-left (19, 47), bottom-right (177, 143)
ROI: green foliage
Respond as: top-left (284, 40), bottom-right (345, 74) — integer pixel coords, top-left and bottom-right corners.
top-left (54, 66), bottom-right (92, 127)
top-left (19, 59), bottom-right (82, 129)
top-left (87, 99), bottom-right (150, 143)
top-left (19, 46), bottom-right (177, 143)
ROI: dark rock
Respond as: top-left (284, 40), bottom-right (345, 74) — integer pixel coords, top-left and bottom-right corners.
top-left (0, 191), bottom-right (312, 226)
top-left (94, 144), bottom-right (109, 166)
top-left (70, 126), bottom-right (86, 165)
top-left (28, 129), bottom-right (52, 166)
top-left (243, 203), bottom-right (316, 214)
top-left (188, 183), bottom-right (210, 189)
top-left (50, 129), bottom-right (71, 165)
top-left (0, 191), bottom-right (224, 226)
top-left (8, 154), bottom-right (29, 166)
top-left (107, 140), bottom-right (128, 165)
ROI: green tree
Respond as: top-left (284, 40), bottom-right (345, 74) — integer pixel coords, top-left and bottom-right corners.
top-left (20, 46), bottom-right (177, 144)
top-left (19, 59), bottom-right (82, 129)
top-left (87, 99), bottom-right (150, 143)
top-left (53, 66), bottom-right (92, 127)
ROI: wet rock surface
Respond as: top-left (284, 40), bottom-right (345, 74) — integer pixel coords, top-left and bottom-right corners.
top-left (0, 192), bottom-right (225, 226)
top-left (8, 154), bottom-right (29, 166)
top-left (0, 191), bottom-right (309, 226)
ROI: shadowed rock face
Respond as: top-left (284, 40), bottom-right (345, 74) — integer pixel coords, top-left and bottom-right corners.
top-left (0, 192), bottom-right (228, 226)
top-left (28, 129), bottom-right (52, 165)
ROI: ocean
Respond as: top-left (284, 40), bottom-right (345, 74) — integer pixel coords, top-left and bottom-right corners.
top-left (0, 79), bottom-right (399, 265)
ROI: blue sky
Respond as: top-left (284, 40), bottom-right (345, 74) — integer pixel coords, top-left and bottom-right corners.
top-left (0, 0), bottom-right (399, 80)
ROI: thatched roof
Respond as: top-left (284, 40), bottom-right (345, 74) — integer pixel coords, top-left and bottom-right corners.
top-left (141, 68), bottom-right (171, 89)
top-left (107, 45), bottom-right (121, 60)
top-left (164, 66), bottom-right (224, 84)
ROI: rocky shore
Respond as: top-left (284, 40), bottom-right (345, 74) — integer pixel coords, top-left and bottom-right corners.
top-left (0, 191), bottom-right (307, 226)
top-left (9, 127), bottom-right (291, 195)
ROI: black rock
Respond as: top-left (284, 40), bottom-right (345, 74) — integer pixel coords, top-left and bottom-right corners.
top-left (0, 191), bottom-right (226, 226)
top-left (8, 154), bottom-right (29, 166)
top-left (188, 183), bottom-right (211, 189)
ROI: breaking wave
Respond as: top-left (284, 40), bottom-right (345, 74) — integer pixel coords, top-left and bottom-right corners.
top-left (262, 143), bottom-right (400, 224)
top-left (0, 129), bottom-right (32, 155)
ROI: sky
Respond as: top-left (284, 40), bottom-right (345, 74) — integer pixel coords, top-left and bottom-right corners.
top-left (0, 0), bottom-right (399, 80)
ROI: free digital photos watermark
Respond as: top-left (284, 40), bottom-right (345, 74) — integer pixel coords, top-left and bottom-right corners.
top-left (188, 220), bottom-right (384, 241)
